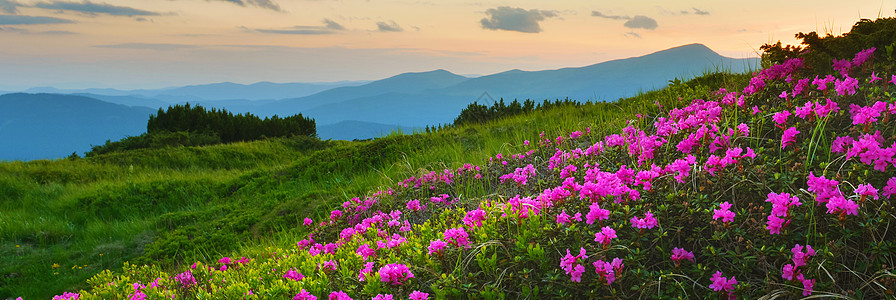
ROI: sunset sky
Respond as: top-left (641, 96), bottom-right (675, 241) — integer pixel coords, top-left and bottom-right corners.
top-left (0, 0), bottom-right (892, 90)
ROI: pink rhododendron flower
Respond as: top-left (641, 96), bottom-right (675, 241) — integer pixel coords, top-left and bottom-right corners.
top-left (797, 274), bottom-right (816, 296)
top-left (443, 227), bottom-right (472, 249)
top-left (791, 244), bottom-right (817, 268)
top-left (593, 226), bottom-right (617, 245)
top-left (380, 263), bottom-right (415, 285)
top-left (834, 76), bottom-right (859, 96)
top-left (666, 155), bottom-right (697, 183)
top-left (463, 208), bottom-right (487, 228)
top-left (772, 110), bottom-right (791, 126)
top-left (855, 183), bottom-right (879, 201)
top-left (871, 72), bottom-right (882, 83)
top-left (766, 215), bottom-right (788, 235)
top-left (752, 105), bottom-right (761, 115)
top-left (328, 291), bottom-right (352, 300)
top-left (852, 47), bottom-right (875, 67)
top-left (358, 262), bottom-right (375, 281)
top-left (592, 258), bottom-right (624, 285)
top-left (826, 195), bottom-right (859, 216)
top-left (406, 199), bottom-right (425, 212)
top-left (294, 289), bottom-right (317, 300)
top-left (736, 123), bottom-right (749, 137)
top-left (782, 263), bottom-right (796, 280)
top-left (849, 101), bottom-right (888, 125)
top-left (409, 291), bottom-right (429, 300)
top-left (709, 271), bottom-right (738, 295)
top-left (832, 58), bottom-right (851, 76)
top-left (320, 260), bottom-right (337, 271)
top-left (174, 270), bottom-right (196, 288)
top-left (356, 244), bottom-right (376, 261)
top-left (713, 201), bottom-right (735, 223)
top-left (556, 210), bottom-right (572, 225)
top-left (372, 295), bottom-right (393, 300)
top-left (585, 202), bottom-right (610, 224)
top-left (883, 177), bottom-right (896, 199)
top-left (781, 127), bottom-right (800, 149)
top-left (559, 248), bottom-right (588, 282)
top-left (330, 209), bottom-right (343, 222)
top-left (630, 211), bottom-right (658, 229)
top-left (794, 101), bottom-right (814, 119)
top-left (670, 247), bottom-right (695, 265)
top-left (499, 164), bottom-right (537, 185)
top-left (303, 217), bottom-right (313, 226)
top-left (891, 75), bottom-right (896, 86)
top-left (284, 269), bottom-right (305, 281)
top-left (53, 292), bottom-right (81, 300)
top-left (807, 172), bottom-right (841, 205)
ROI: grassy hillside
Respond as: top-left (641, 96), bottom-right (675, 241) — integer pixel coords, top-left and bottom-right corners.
top-left (1, 70), bottom-right (722, 299)
top-left (6, 16), bottom-right (896, 300)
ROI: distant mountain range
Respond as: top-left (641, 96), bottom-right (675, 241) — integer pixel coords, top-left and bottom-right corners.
top-left (0, 43), bottom-right (758, 160)
top-left (0, 93), bottom-right (154, 161)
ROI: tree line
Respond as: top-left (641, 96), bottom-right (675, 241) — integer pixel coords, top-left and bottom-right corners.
top-left (148, 103), bottom-right (316, 142)
top-left (452, 98), bottom-right (582, 127)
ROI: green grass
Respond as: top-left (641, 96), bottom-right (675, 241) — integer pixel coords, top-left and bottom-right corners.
top-left (0, 71), bottom-right (736, 299)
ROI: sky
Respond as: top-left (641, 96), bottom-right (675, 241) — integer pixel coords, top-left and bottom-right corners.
top-left (0, 0), bottom-right (893, 90)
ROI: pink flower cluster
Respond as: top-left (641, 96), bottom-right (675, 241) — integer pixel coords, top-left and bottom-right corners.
top-left (585, 202), bottom-right (610, 224)
top-left (806, 172), bottom-right (860, 217)
top-left (555, 209), bottom-right (582, 225)
top-left (782, 244), bottom-right (817, 296)
top-left (293, 289), bottom-right (317, 300)
top-left (174, 270), bottom-right (196, 288)
top-left (499, 164), bottom-right (537, 185)
top-left (835, 132), bottom-right (896, 172)
top-left (593, 226), bottom-right (617, 246)
top-left (283, 269), bottom-right (305, 281)
top-left (630, 211), bottom-right (658, 229)
top-left (443, 227), bottom-right (472, 249)
top-left (463, 208), bottom-right (487, 228)
top-left (592, 258), bottom-right (624, 285)
top-left (709, 271), bottom-right (738, 299)
top-left (559, 248), bottom-right (588, 282)
top-left (427, 239), bottom-right (448, 255)
top-left (358, 262), bottom-right (375, 281)
top-left (884, 177), bottom-right (896, 199)
top-left (328, 291), bottom-right (352, 300)
top-left (765, 192), bottom-right (801, 234)
top-left (781, 127), bottom-right (800, 149)
top-left (670, 247), bottom-right (694, 267)
top-left (52, 292), bottom-right (81, 300)
top-left (379, 263), bottom-right (415, 285)
top-left (712, 201), bottom-right (735, 223)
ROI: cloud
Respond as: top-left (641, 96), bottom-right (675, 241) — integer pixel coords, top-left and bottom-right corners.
top-left (33, 1), bottom-right (161, 16)
top-left (0, 14), bottom-right (74, 24)
top-left (248, 19), bottom-right (346, 35)
top-left (1, 0), bottom-right (20, 14)
top-left (624, 15), bottom-right (657, 30)
top-left (592, 11), bottom-right (658, 30)
top-left (376, 20), bottom-right (402, 32)
top-left (480, 6), bottom-right (557, 33)
top-left (210, 0), bottom-right (282, 12)
top-left (323, 18), bottom-right (344, 30)
top-left (692, 8), bottom-right (709, 15)
top-left (95, 43), bottom-right (196, 51)
top-left (623, 31), bottom-right (641, 38)
top-left (591, 11), bottom-right (627, 20)
top-left (0, 25), bottom-right (76, 34)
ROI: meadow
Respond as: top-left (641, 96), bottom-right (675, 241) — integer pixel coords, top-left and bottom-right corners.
top-left (4, 16), bottom-right (896, 299)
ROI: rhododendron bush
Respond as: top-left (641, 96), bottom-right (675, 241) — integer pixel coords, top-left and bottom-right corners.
top-left (58, 18), bottom-right (896, 300)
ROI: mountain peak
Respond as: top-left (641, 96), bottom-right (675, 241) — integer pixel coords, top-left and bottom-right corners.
top-left (645, 43), bottom-right (719, 58)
